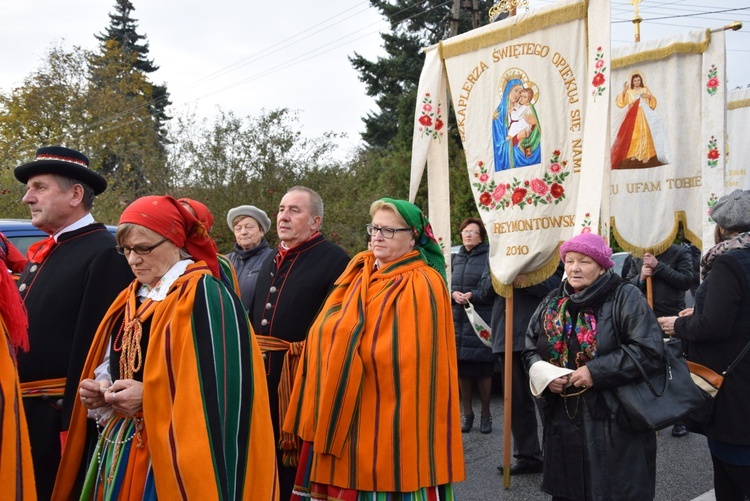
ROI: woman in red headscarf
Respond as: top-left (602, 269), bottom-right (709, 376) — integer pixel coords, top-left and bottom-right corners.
top-left (0, 264), bottom-right (35, 499)
top-left (52, 196), bottom-right (278, 500)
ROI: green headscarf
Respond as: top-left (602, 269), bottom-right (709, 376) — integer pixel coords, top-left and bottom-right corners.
top-left (381, 198), bottom-right (447, 282)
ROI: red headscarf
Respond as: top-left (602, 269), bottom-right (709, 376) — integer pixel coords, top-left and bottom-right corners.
top-left (119, 196), bottom-right (220, 279)
top-left (177, 198), bottom-right (215, 232)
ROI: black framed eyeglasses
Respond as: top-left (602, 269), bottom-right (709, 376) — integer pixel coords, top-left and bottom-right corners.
top-left (116, 236), bottom-right (170, 256)
top-left (366, 224), bottom-right (412, 239)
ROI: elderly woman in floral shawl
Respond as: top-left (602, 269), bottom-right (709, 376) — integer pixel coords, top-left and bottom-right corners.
top-left (284, 198), bottom-right (465, 500)
top-left (523, 233), bottom-right (664, 501)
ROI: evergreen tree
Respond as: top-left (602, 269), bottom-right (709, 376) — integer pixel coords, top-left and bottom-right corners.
top-left (350, 0), bottom-right (495, 150)
top-left (350, 1), bottom-right (493, 236)
top-left (94, 0), bottom-right (171, 140)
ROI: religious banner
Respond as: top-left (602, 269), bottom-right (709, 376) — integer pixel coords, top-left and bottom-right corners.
top-left (726, 87), bottom-right (750, 191)
top-left (436, 0), bottom-right (608, 295)
top-left (610, 29), bottom-right (726, 254)
top-left (409, 45), bottom-right (452, 278)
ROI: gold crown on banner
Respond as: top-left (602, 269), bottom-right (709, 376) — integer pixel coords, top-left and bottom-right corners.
top-left (489, 0), bottom-right (529, 22)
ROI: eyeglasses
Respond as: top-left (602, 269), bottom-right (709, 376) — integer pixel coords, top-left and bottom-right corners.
top-left (116, 237), bottom-right (170, 256)
top-left (366, 224), bottom-right (412, 239)
top-left (461, 230), bottom-right (480, 236)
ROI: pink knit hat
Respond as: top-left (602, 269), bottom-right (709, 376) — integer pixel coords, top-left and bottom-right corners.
top-left (559, 233), bottom-right (615, 269)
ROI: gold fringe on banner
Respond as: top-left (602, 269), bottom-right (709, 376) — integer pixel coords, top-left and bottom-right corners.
top-left (491, 244), bottom-right (563, 298)
top-left (612, 30), bottom-right (710, 69)
top-left (728, 98), bottom-right (750, 110)
top-left (440, 1), bottom-right (587, 59)
top-left (611, 211), bottom-right (701, 258)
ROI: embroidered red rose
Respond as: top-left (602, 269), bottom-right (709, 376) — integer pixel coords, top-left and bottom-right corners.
top-left (479, 329), bottom-right (490, 340)
top-left (511, 188), bottom-right (527, 205)
top-left (592, 73), bottom-right (605, 87)
top-left (423, 103), bottom-right (433, 112)
top-left (550, 183), bottom-right (564, 198)
top-left (554, 341), bottom-right (565, 354)
top-left (581, 227), bottom-right (592, 234)
top-left (418, 115), bottom-right (432, 127)
top-left (553, 150), bottom-right (561, 156)
top-left (708, 149), bottom-right (720, 160)
top-left (477, 160), bottom-right (484, 167)
top-left (707, 77), bottom-right (719, 89)
top-left (595, 59), bottom-right (604, 69)
top-left (435, 118), bottom-right (444, 130)
top-left (479, 173), bottom-right (489, 183)
top-left (531, 178), bottom-right (549, 195)
top-left (479, 192), bottom-right (492, 206)
top-left (550, 163), bottom-right (562, 173)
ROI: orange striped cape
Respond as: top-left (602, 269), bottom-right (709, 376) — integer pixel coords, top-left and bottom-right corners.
top-left (284, 250), bottom-right (465, 492)
top-left (0, 314), bottom-right (36, 500)
top-left (53, 262), bottom-right (278, 500)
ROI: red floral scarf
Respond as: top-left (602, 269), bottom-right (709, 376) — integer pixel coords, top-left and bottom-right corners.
top-left (544, 296), bottom-right (598, 368)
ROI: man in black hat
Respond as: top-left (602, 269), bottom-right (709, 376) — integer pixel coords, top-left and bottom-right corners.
top-left (14, 146), bottom-right (133, 499)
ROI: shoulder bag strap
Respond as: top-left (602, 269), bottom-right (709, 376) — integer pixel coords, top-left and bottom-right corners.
top-left (620, 344), bottom-right (668, 397)
top-left (724, 336), bottom-right (750, 376)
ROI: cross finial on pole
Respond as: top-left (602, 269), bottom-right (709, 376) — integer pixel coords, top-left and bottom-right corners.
top-left (631, 0), bottom-right (643, 42)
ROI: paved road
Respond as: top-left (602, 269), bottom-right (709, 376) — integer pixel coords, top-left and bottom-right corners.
top-left (454, 391), bottom-right (715, 500)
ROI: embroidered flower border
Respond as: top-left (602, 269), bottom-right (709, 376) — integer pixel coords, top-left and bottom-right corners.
top-left (591, 46), bottom-right (606, 101)
top-left (472, 150), bottom-right (571, 212)
top-left (417, 92), bottom-right (445, 142)
top-left (706, 64), bottom-right (719, 97)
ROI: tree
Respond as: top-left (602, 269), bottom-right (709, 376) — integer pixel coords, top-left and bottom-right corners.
top-left (0, 45), bottom-right (92, 217)
top-left (95, 0), bottom-right (171, 140)
top-left (349, 1), bottom-right (495, 241)
top-left (87, 40), bottom-right (173, 207)
top-left (167, 108), bottom-right (349, 253)
top-left (351, 0), bottom-right (496, 151)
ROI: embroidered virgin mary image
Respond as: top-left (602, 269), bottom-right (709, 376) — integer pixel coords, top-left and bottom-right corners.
top-left (611, 71), bottom-right (671, 170)
top-left (492, 69), bottom-right (542, 171)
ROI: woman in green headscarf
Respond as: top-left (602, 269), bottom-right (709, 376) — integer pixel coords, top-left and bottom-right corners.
top-left (284, 198), bottom-right (464, 499)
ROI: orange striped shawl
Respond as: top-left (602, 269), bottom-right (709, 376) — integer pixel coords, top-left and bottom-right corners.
top-left (284, 250), bottom-right (465, 492)
top-left (0, 315), bottom-right (36, 500)
top-left (53, 262), bottom-right (278, 500)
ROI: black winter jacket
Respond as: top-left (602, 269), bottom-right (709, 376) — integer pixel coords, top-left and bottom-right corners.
top-left (523, 273), bottom-right (664, 500)
top-left (676, 248), bottom-right (750, 446)
top-left (626, 244), bottom-right (693, 317)
top-left (227, 238), bottom-right (274, 311)
top-left (451, 242), bottom-right (494, 363)
top-left (477, 262), bottom-right (563, 354)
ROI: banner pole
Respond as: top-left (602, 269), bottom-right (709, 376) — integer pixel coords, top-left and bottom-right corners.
top-left (503, 288), bottom-right (514, 489)
top-left (646, 275), bottom-right (653, 308)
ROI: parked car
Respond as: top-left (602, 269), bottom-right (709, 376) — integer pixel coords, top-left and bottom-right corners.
top-left (611, 251), bottom-right (629, 278)
top-left (0, 219), bottom-right (117, 257)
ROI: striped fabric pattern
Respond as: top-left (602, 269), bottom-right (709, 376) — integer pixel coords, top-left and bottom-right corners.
top-left (52, 263), bottom-right (279, 500)
top-left (285, 251), bottom-right (464, 493)
top-left (0, 316), bottom-right (36, 500)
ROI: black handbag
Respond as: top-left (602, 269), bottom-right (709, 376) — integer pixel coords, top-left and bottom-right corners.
top-left (614, 337), bottom-right (707, 432)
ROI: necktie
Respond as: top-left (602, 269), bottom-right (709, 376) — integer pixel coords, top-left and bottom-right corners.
top-left (26, 236), bottom-right (57, 264)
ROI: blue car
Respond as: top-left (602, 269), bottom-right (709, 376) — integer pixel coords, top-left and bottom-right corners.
top-left (0, 219), bottom-right (117, 256)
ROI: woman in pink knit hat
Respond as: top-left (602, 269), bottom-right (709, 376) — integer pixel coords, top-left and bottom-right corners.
top-left (522, 232), bottom-right (665, 500)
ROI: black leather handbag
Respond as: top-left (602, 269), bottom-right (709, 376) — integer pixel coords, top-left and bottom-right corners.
top-left (614, 338), bottom-right (707, 432)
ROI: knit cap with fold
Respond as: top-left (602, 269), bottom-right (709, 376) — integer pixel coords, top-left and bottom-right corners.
top-left (559, 233), bottom-right (615, 270)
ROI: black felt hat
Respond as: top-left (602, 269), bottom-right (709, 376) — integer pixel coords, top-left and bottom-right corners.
top-left (14, 146), bottom-right (107, 195)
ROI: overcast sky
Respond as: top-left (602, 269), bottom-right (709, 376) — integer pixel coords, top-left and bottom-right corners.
top-left (1, 0), bottom-right (748, 159)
